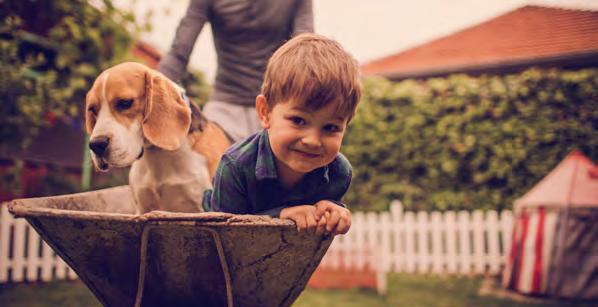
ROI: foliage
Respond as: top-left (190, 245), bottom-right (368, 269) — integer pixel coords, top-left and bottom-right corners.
top-left (0, 160), bottom-right (23, 195)
top-left (181, 69), bottom-right (211, 106)
top-left (343, 68), bottom-right (598, 211)
top-left (32, 165), bottom-right (82, 197)
top-left (0, 1), bottom-right (214, 198)
top-left (0, 0), bottom-right (139, 150)
top-left (0, 1), bottom-right (159, 198)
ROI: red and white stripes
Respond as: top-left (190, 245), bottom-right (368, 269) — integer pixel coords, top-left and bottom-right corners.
top-left (504, 207), bottom-right (558, 294)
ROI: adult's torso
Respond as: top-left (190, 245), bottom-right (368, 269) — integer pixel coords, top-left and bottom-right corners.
top-left (209, 0), bottom-right (302, 106)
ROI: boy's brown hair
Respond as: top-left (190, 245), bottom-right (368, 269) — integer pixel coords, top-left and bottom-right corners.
top-left (261, 33), bottom-right (361, 120)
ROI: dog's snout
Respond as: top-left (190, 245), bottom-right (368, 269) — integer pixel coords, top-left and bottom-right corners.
top-left (89, 136), bottom-right (110, 156)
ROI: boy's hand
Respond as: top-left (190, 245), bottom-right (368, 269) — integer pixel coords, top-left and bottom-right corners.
top-left (280, 205), bottom-right (328, 235)
top-left (315, 200), bottom-right (352, 236)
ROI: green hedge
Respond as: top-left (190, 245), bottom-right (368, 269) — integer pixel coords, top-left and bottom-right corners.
top-left (0, 1), bottom-right (212, 198)
top-left (343, 68), bottom-right (598, 211)
top-left (0, 0), bottom-right (139, 150)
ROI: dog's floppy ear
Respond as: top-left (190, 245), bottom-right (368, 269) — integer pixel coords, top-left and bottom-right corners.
top-left (142, 70), bottom-right (191, 150)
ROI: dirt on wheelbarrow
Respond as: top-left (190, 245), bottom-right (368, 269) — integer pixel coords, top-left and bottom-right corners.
top-left (7, 186), bottom-right (333, 307)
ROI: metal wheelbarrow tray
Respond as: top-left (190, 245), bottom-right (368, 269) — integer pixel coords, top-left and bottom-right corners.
top-left (7, 186), bottom-right (332, 307)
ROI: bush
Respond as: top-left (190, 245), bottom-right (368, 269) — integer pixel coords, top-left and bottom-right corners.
top-left (0, 0), bottom-right (146, 197)
top-left (0, 0), bottom-right (138, 150)
top-left (343, 68), bottom-right (598, 211)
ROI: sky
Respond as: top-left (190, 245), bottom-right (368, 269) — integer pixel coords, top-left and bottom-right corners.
top-left (116, 0), bottom-right (598, 83)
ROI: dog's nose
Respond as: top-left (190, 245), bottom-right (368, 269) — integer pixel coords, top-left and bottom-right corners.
top-left (89, 136), bottom-right (110, 157)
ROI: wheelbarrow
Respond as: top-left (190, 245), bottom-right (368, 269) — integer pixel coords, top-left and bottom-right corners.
top-left (6, 186), bottom-right (333, 307)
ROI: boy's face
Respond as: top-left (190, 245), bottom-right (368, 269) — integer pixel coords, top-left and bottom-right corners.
top-left (256, 95), bottom-right (348, 185)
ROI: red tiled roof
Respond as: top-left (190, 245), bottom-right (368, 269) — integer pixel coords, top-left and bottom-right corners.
top-left (361, 5), bottom-right (598, 79)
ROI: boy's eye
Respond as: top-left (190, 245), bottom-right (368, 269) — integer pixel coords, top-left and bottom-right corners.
top-left (324, 124), bottom-right (341, 133)
top-left (289, 116), bottom-right (306, 126)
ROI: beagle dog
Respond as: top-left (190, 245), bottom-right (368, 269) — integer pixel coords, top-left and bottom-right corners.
top-left (85, 62), bottom-right (231, 214)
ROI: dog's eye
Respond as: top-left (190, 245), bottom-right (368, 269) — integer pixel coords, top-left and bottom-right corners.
top-left (116, 99), bottom-right (134, 111)
top-left (88, 106), bottom-right (97, 116)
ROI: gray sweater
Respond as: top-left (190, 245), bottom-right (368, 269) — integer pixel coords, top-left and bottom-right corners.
top-left (158, 0), bottom-right (314, 106)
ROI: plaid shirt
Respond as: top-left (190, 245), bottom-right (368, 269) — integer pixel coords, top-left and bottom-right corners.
top-left (203, 129), bottom-right (352, 217)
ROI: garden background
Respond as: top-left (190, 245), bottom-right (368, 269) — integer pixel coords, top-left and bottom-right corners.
top-left (1, 0), bottom-right (597, 306)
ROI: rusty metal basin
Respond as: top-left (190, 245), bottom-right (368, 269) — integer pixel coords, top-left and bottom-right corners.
top-left (7, 186), bottom-right (332, 307)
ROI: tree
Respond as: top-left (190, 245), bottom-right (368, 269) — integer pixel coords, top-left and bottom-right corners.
top-left (0, 0), bottom-right (139, 150)
top-left (0, 0), bottom-right (144, 197)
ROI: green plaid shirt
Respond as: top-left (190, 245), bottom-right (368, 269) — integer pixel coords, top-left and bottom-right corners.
top-left (203, 129), bottom-right (352, 217)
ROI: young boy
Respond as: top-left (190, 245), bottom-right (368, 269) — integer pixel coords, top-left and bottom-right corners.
top-left (203, 33), bottom-right (361, 236)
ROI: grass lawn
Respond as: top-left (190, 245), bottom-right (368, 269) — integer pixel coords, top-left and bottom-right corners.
top-left (0, 280), bottom-right (99, 307)
top-left (0, 274), bottom-right (594, 307)
top-left (296, 274), bottom-right (593, 307)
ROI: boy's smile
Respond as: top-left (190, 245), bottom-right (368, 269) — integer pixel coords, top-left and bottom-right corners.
top-left (256, 95), bottom-right (348, 188)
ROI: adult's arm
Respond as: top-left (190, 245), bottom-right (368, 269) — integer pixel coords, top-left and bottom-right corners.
top-left (292, 0), bottom-right (314, 35)
top-left (157, 0), bottom-right (211, 81)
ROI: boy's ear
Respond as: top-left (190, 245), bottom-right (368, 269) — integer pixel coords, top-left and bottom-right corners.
top-left (255, 94), bottom-right (271, 129)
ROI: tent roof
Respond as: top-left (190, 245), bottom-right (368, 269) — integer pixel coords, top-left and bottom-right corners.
top-left (515, 150), bottom-right (598, 209)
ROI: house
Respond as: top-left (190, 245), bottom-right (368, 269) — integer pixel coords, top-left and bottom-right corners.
top-left (361, 5), bottom-right (598, 80)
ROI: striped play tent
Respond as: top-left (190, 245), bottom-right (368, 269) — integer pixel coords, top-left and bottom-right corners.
top-left (503, 150), bottom-right (598, 299)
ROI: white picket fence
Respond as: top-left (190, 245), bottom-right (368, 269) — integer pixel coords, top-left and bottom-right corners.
top-left (320, 201), bottom-right (513, 275)
top-left (0, 201), bottom-right (513, 283)
top-left (0, 205), bottom-right (77, 283)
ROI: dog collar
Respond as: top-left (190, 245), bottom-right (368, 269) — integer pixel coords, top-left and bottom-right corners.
top-left (181, 91), bottom-right (192, 108)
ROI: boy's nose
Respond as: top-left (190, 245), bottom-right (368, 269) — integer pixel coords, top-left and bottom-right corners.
top-left (301, 130), bottom-right (321, 148)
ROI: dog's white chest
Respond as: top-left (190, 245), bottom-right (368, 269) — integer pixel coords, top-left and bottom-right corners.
top-left (129, 142), bottom-right (211, 214)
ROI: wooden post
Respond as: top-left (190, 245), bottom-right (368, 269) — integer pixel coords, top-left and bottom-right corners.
top-left (431, 211), bottom-right (443, 274)
top-left (12, 218), bottom-right (27, 281)
top-left (444, 211), bottom-right (457, 274)
top-left (472, 210), bottom-right (486, 274)
top-left (458, 211), bottom-right (471, 274)
top-left (486, 210), bottom-right (501, 274)
top-left (404, 211), bottom-right (415, 273)
top-left (0, 206), bottom-right (12, 282)
top-left (416, 211), bottom-right (429, 273)
top-left (390, 201), bottom-right (403, 272)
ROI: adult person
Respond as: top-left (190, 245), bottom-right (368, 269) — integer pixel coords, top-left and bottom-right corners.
top-left (158, 0), bottom-right (314, 142)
